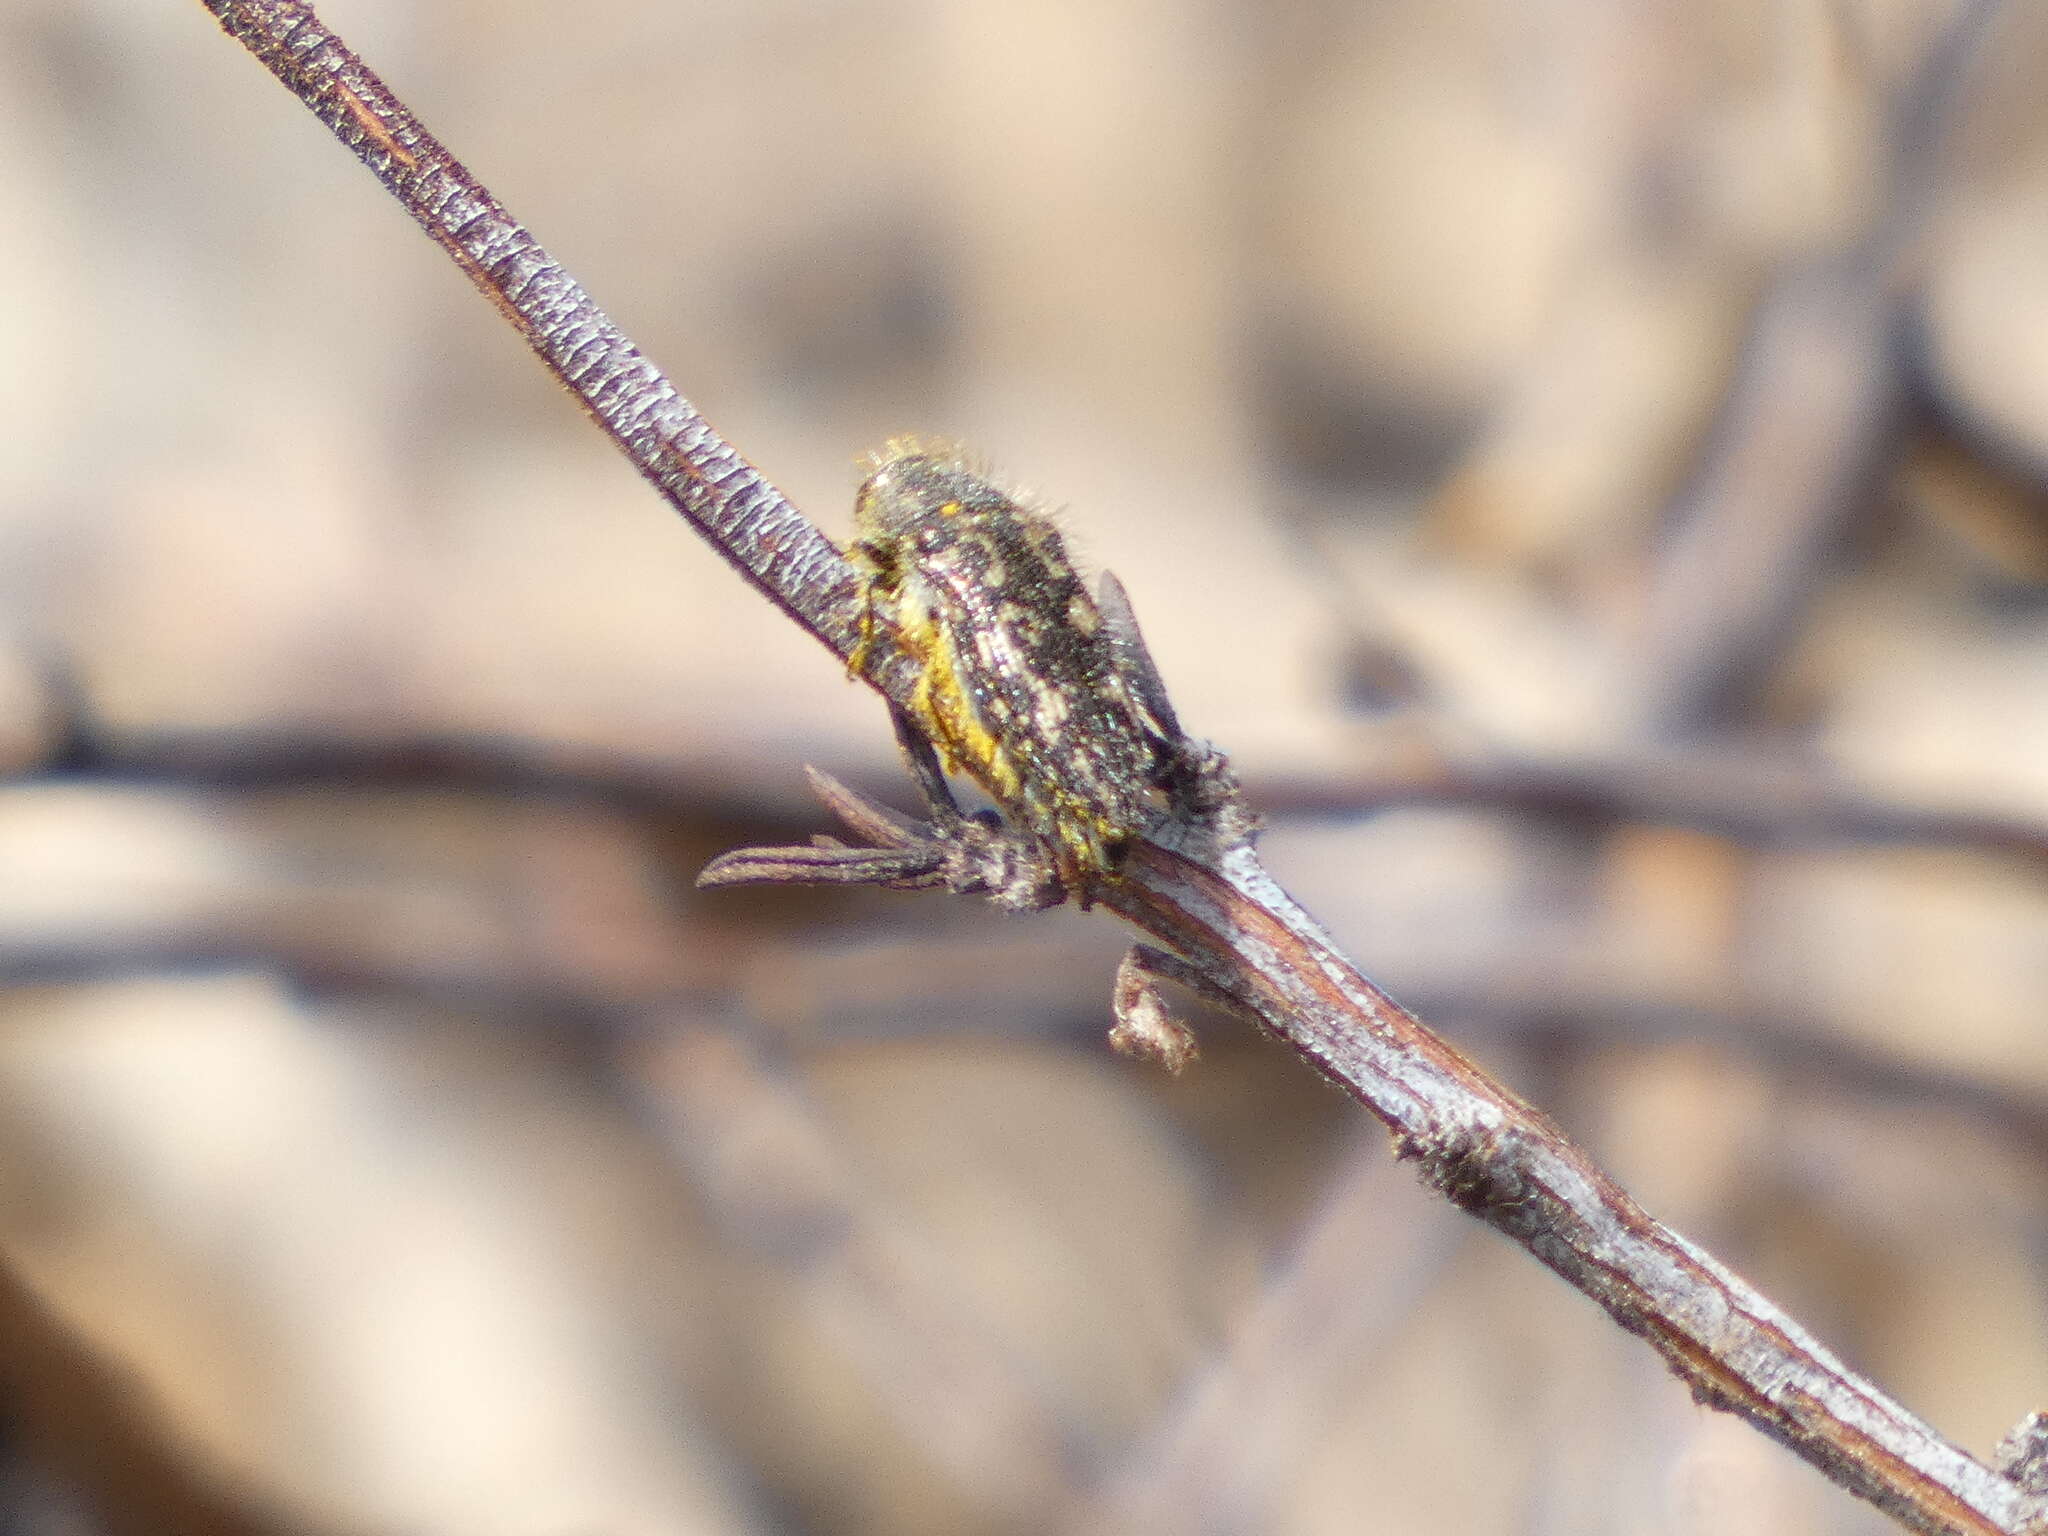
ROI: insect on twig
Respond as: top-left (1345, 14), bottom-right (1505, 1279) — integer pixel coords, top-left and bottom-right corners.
top-left (197, 4), bottom-right (2048, 1527)
top-left (699, 439), bottom-right (1243, 1070)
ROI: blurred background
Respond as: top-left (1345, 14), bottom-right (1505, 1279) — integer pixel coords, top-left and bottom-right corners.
top-left (2, 0), bottom-right (2045, 1532)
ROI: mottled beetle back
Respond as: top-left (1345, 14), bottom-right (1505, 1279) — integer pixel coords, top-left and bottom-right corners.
top-left (848, 439), bottom-right (1175, 887)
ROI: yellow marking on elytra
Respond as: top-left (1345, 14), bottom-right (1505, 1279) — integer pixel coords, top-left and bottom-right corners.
top-left (844, 437), bottom-right (1166, 891)
top-left (887, 592), bottom-right (1016, 800)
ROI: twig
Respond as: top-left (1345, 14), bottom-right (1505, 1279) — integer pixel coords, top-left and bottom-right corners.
top-left (1271, 735), bottom-right (2048, 858)
top-left (196, 3), bottom-right (2048, 1531)
top-left (196, 0), bottom-right (915, 705)
top-left (1101, 837), bottom-right (2045, 1536)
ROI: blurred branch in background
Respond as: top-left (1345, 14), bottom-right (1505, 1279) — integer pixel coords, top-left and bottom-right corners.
top-left (0, 0), bottom-right (2044, 1534)
top-left (1630, 0), bottom-right (2004, 730)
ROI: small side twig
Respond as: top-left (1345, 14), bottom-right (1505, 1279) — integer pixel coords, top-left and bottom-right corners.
top-left (698, 763), bottom-right (1064, 912)
top-left (196, 5), bottom-right (2048, 1533)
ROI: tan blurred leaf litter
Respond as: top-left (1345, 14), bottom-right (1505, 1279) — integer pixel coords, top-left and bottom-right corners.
top-left (2, 1), bottom-right (2045, 1533)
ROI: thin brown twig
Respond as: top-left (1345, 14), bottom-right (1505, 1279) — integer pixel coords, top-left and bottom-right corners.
top-left (1267, 732), bottom-right (2048, 859)
top-left (40, 710), bottom-right (2048, 864)
top-left (196, 3), bottom-right (2048, 1532)
top-left (1102, 837), bottom-right (2044, 1536)
top-left (197, 0), bottom-right (916, 704)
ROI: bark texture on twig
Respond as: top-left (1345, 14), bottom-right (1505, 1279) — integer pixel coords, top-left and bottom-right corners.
top-left (198, 0), bottom-right (910, 699)
top-left (196, 3), bottom-right (2048, 1532)
top-left (1104, 838), bottom-right (2044, 1536)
